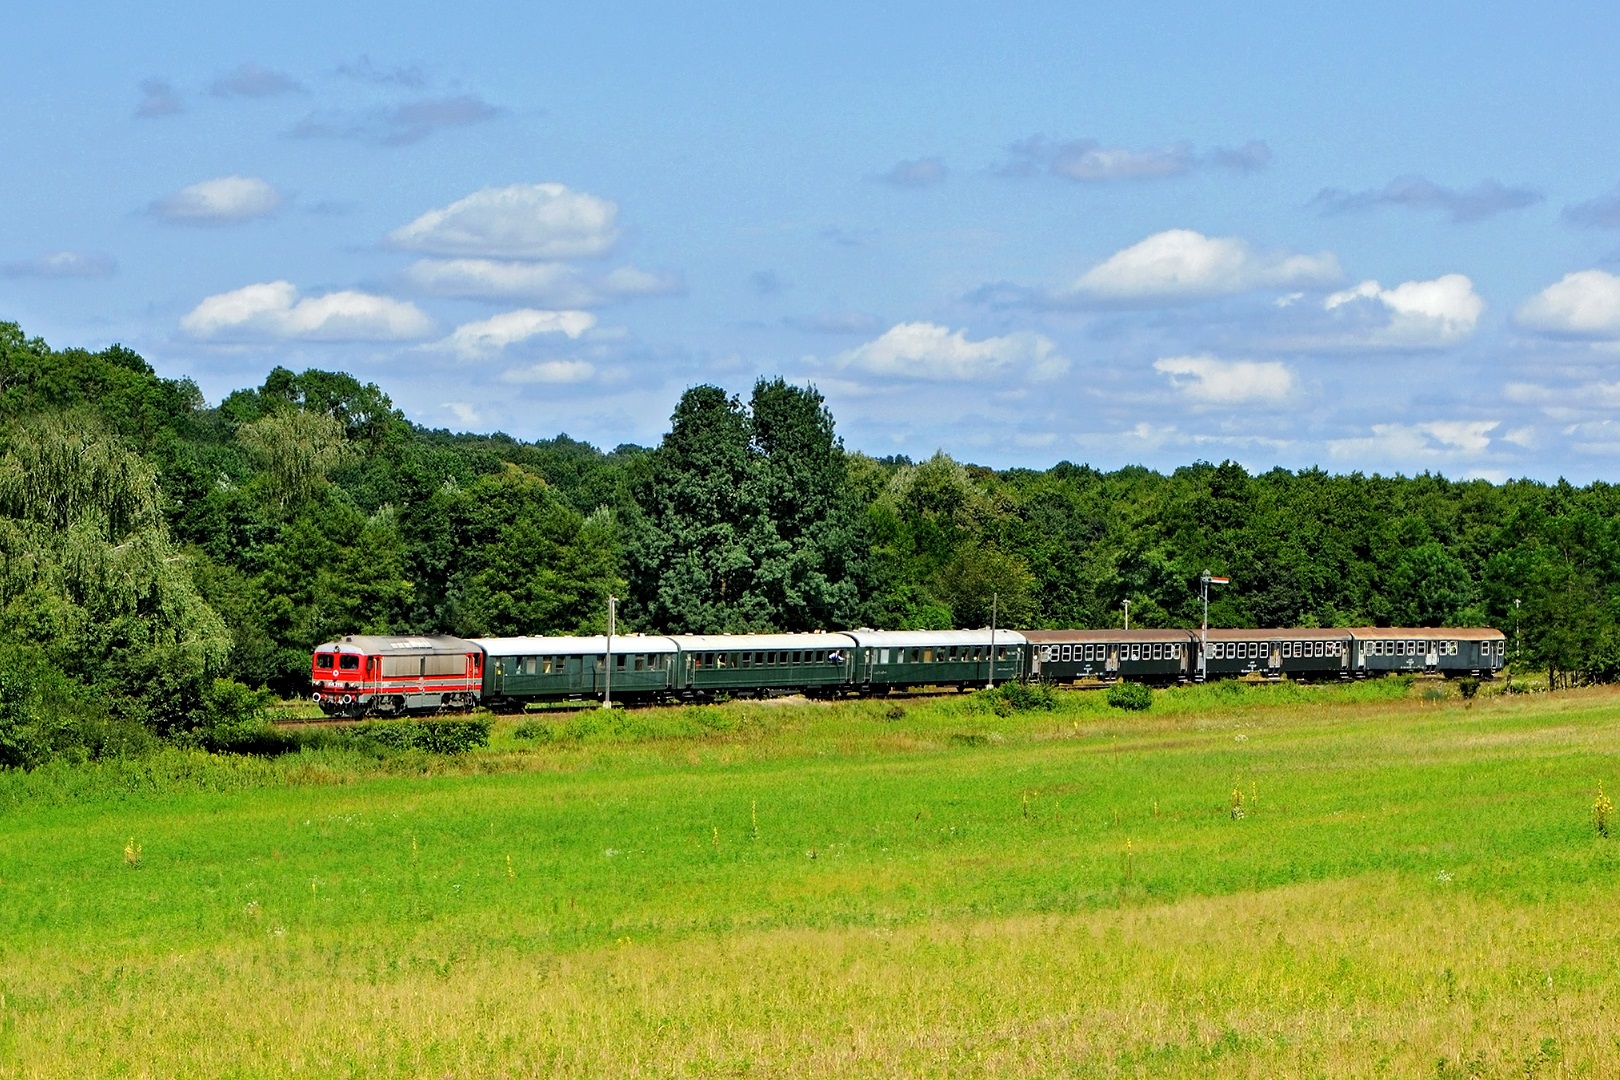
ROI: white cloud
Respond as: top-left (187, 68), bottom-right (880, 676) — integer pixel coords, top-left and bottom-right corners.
top-left (441, 309), bottom-right (596, 358)
top-left (836, 322), bottom-right (1067, 380)
top-left (151, 176), bottom-right (283, 225)
top-left (181, 281), bottom-right (433, 341)
top-left (1152, 355), bottom-right (1294, 405)
top-left (388, 183), bottom-right (619, 259)
top-left (404, 258), bottom-right (680, 306)
top-left (500, 360), bottom-right (596, 384)
top-left (1328, 420), bottom-right (1500, 462)
top-left (1071, 229), bottom-right (1340, 301)
top-left (1323, 274), bottom-right (1484, 346)
top-left (1516, 270), bottom-right (1620, 338)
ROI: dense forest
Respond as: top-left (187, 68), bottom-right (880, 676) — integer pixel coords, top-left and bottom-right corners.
top-left (3, 320), bottom-right (1618, 764)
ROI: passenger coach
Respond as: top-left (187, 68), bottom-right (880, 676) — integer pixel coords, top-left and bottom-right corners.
top-left (1024, 629), bottom-right (1192, 684)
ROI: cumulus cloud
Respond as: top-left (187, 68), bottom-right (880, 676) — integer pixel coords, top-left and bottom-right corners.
top-left (1517, 270), bottom-right (1620, 339)
top-left (1152, 355), bottom-right (1294, 405)
top-left (135, 78), bottom-right (182, 118)
top-left (835, 322), bottom-right (1067, 380)
top-left (1, 251), bottom-right (117, 279)
top-left (403, 258), bottom-right (679, 306)
top-left (150, 176), bottom-right (284, 225)
top-left (180, 281), bottom-right (432, 342)
top-left (1328, 420), bottom-right (1500, 462)
top-left (210, 63), bottom-right (303, 98)
top-left (997, 137), bottom-right (1269, 181)
top-left (1563, 187), bottom-right (1620, 229)
top-left (500, 360), bottom-right (596, 384)
top-left (1323, 274), bottom-right (1484, 346)
top-left (389, 184), bottom-right (618, 260)
top-left (440, 309), bottom-right (597, 358)
top-left (1071, 229), bottom-right (1340, 302)
top-left (291, 95), bottom-right (499, 146)
top-left (879, 157), bottom-right (947, 187)
top-left (1311, 175), bottom-right (1542, 223)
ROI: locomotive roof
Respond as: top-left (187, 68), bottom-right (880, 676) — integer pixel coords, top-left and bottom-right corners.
top-left (1021, 629), bottom-right (1191, 643)
top-left (318, 635), bottom-right (476, 655)
top-left (667, 633), bottom-right (859, 651)
top-left (472, 635), bottom-right (680, 656)
top-left (1202, 627), bottom-right (1348, 642)
top-left (842, 629), bottom-right (1029, 647)
top-left (1347, 626), bottom-right (1504, 641)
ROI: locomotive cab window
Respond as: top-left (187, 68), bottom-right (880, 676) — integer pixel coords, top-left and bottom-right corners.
top-left (338, 655), bottom-right (360, 671)
top-left (315, 654), bottom-right (334, 669)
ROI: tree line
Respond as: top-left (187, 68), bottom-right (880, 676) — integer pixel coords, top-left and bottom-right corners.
top-left (2, 320), bottom-right (1616, 764)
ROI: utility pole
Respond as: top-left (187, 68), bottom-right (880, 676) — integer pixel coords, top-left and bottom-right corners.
top-left (1514, 598), bottom-right (1521, 668)
top-left (1123, 599), bottom-right (1130, 631)
top-left (602, 595), bottom-right (617, 709)
top-left (987, 592), bottom-right (998, 690)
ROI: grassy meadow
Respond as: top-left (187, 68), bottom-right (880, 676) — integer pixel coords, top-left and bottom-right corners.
top-left (2, 678), bottom-right (1619, 1077)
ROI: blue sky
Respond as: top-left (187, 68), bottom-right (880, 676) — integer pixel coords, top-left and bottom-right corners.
top-left (5, 1), bottom-right (1620, 480)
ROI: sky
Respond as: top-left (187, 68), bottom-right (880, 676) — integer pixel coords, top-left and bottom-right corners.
top-left (4, 2), bottom-right (1620, 481)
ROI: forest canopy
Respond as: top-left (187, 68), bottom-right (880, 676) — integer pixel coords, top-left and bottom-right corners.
top-left (3, 320), bottom-right (1618, 762)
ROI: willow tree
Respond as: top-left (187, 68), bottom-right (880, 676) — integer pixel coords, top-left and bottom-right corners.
top-left (0, 410), bottom-right (229, 733)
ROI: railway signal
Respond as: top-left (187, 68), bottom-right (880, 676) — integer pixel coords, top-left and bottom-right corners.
top-left (1199, 572), bottom-right (1229, 683)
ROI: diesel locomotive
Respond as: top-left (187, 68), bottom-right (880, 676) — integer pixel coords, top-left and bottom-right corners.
top-left (310, 623), bottom-right (1506, 717)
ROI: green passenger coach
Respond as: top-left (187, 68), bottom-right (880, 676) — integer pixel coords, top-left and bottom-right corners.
top-left (475, 634), bottom-right (679, 707)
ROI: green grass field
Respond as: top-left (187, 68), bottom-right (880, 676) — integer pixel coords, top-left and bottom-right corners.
top-left (2, 679), bottom-right (1618, 1077)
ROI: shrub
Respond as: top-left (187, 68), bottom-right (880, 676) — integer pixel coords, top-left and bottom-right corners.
top-left (1107, 681), bottom-right (1154, 711)
top-left (512, 719), bottom-right (550, 741)
top-left (977, 681), bottom-right (1055, 715)
top-left (1458, 677), bottom-right (1480, 700)
top-left (350, 717), bottom-right (491, 755)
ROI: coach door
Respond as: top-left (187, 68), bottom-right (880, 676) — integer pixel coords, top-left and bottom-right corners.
top-left (1268, 642), bottom-right (1280, 671)
top-left (1106, 645), bottom-right (1119, 673)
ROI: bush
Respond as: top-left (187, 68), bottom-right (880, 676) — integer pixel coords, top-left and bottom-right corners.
top-left (350, 717), bottom-right (491, 755)
top-left (1107, 681), bottom-right (1154, 711)
top-left (512, 718), bottom-right (550, 741)
top-left (1458, 677), bottom-right (1480, 700)
top-left (977, 681), bottom-right (1055, 716)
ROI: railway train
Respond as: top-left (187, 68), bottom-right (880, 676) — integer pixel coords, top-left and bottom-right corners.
top-left (309, 624), bottom-right (1507, 717)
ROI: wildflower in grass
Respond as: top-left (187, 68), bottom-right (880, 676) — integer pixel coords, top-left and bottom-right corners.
top-left (1594, 782), bottom-right (1614, 838)
top-left (244, 900), bottom-right (261, 918)
top-left (123, 838), bottom-right (141, 868)
top-left (506, 854), bottom-right (514, 879)
top-left (1230, 785), bottom-right (1245, 821)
